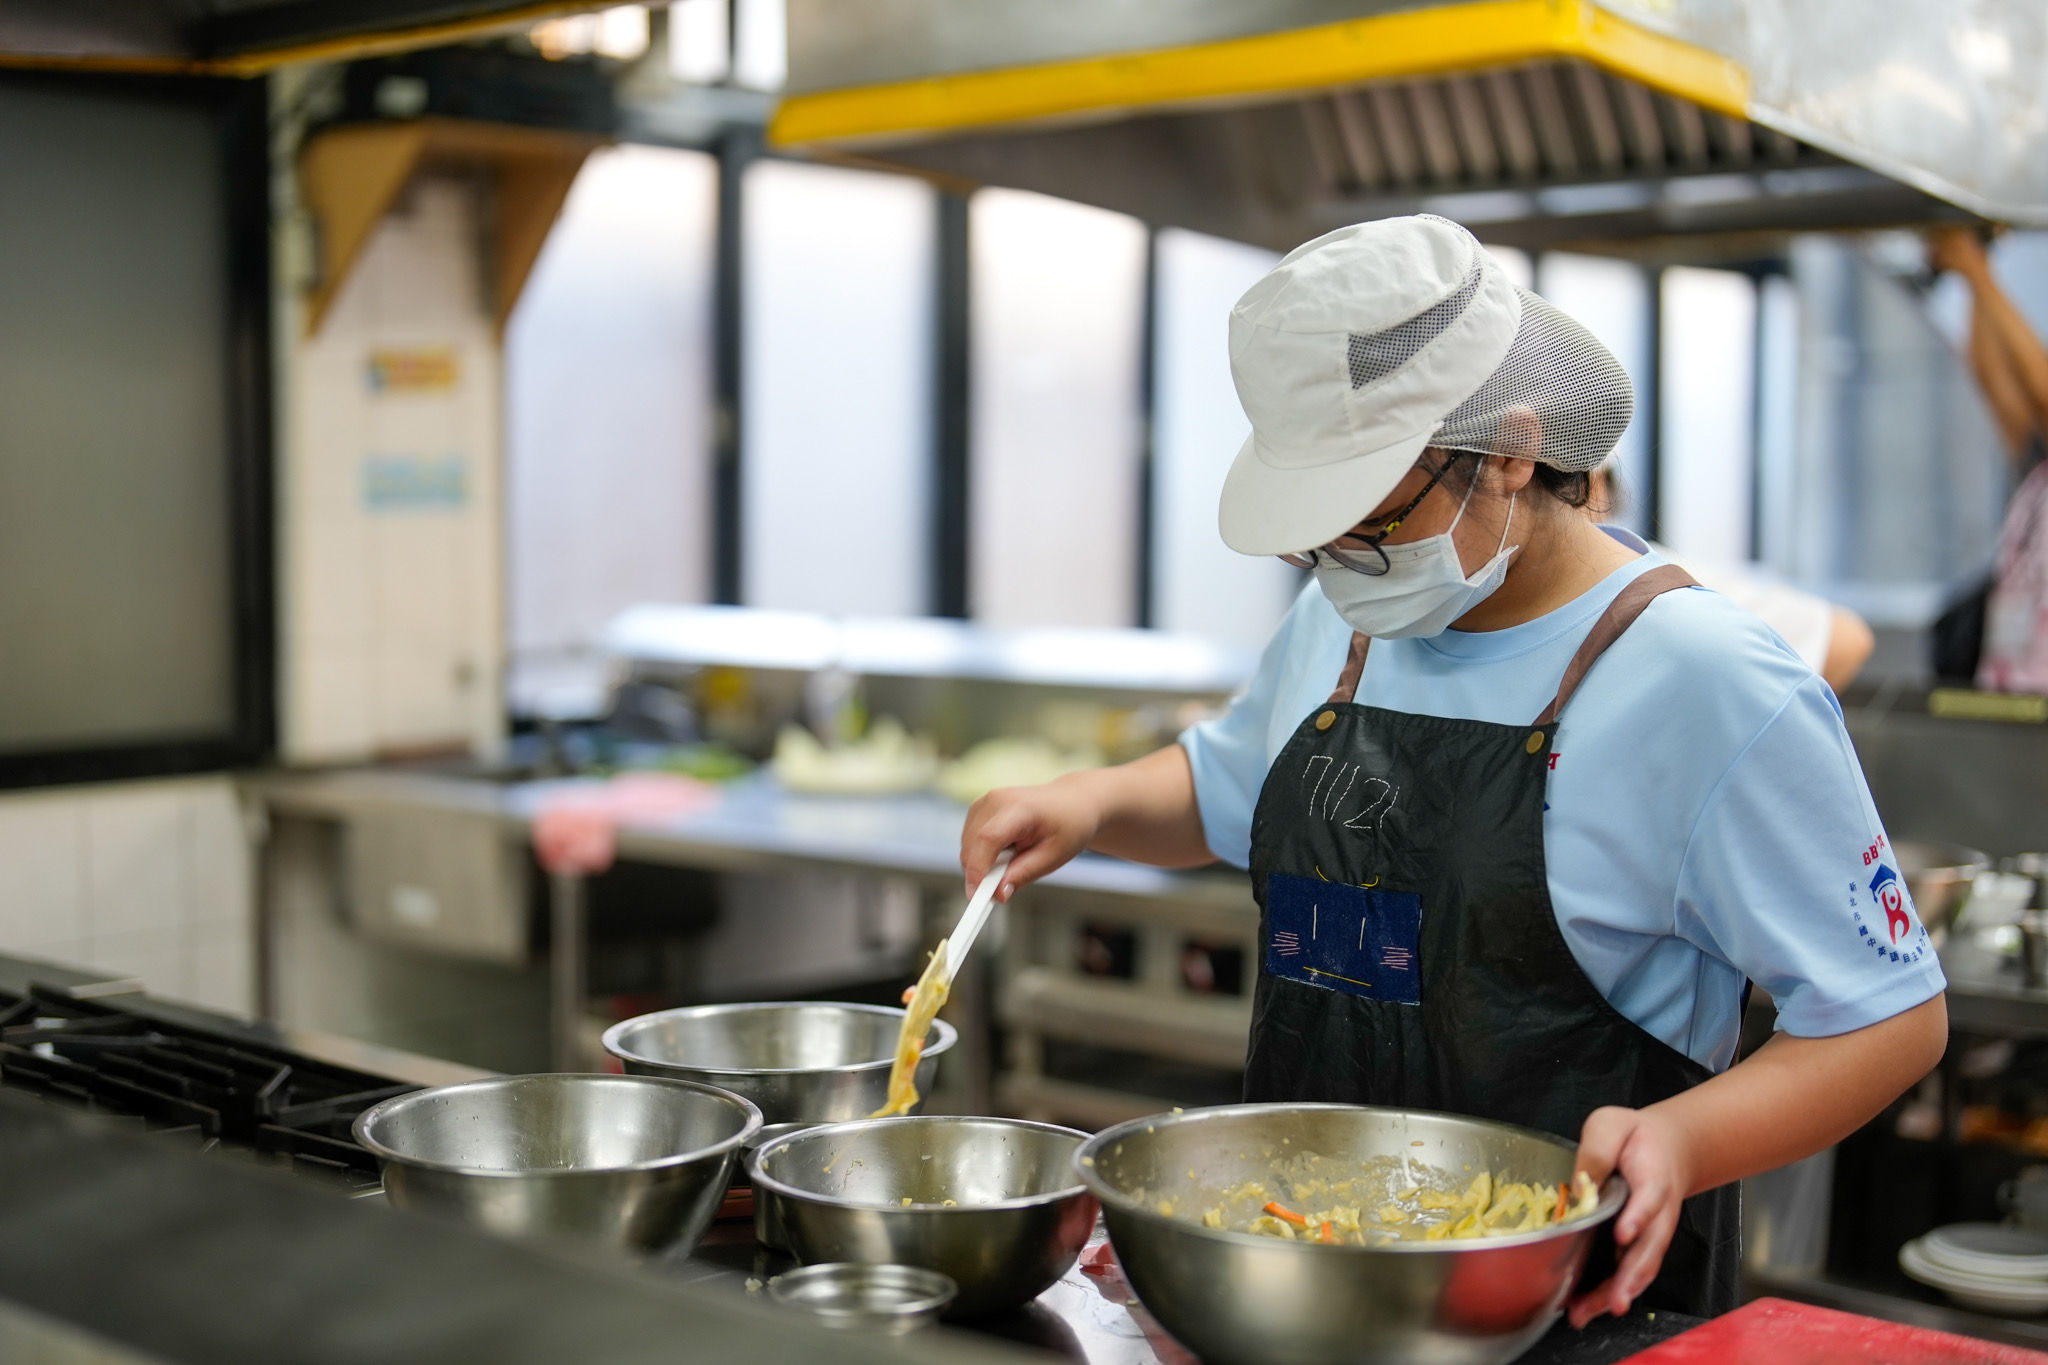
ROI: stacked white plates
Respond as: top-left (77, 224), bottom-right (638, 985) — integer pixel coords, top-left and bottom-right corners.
top-left (1900, 1222), bottom-right (2048, 1314)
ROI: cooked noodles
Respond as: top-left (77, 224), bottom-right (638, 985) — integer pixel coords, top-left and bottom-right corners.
top-left (871, 940), bottom-right (949, 1117)
top-left (1195, 1163), bottom-right (1599, 1246)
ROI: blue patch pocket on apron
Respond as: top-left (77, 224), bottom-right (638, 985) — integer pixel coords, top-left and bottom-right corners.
top-left (1265, 872), bottom-right (1422, 1005)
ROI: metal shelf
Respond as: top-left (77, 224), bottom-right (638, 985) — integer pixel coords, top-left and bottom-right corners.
top-left (1001, 970), bottom-right (1252, 1071)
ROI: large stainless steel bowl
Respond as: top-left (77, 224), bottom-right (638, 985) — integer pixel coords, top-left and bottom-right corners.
top-left (1075, 1104), bottom-right (1627, 1365)
top-left (353, 1072), bottom-right (761, 1257)
top-left (1895, 840), bottom-right (1991, 940)
top-left (601, 1001), bottom-right (957, 1125)
top-left (750, 1115), bottom-right (1098, 1317)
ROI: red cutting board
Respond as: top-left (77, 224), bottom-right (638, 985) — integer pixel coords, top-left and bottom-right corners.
top-left (1619, 1298), bottom-right (2048, 1364)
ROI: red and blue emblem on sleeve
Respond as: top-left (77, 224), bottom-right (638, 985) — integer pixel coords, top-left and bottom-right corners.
top-left (1848, 837), bottom-right (1931, 967)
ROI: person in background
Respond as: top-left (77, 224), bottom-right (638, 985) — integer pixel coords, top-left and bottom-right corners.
top-left (1585, 462), bottom-right (1875, 692)
top-left (1927, 226), bottom-right (2048, 692)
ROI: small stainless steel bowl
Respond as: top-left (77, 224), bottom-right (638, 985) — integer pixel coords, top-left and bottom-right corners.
top-left (750, 1115), bottom-right (1098, 1317)
top-left (601, 1002), bottom-right (956, 1125)
top-left (353, 1072), bottom-right (761, 1258)
top-left (768, 1262), bottom-right (957, 1332)
top-left (1074, 1103), bottom-right (1626, 1365)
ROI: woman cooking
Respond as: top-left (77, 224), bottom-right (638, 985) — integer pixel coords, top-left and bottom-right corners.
top-left (960, 216), bottom-right (1948, 1324)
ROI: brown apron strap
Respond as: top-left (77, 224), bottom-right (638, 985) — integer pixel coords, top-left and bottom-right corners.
top-left (1326, 632), bottom-right (1370, 706)
top-left (1532, 563), bottom-right (1698, 727)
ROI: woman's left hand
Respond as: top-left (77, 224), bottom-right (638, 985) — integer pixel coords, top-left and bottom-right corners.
top-left (1566, 1105), bottom-right (1694, 1327)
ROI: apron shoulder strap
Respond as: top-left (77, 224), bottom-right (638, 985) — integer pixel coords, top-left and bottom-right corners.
top-left (1327, 633), bottom-right (1370, 706)
top-left (1533, 563), bottom-right (1698, 727)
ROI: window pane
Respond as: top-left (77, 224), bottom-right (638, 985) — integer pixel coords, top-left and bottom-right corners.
top-left (1152, 227), bottom-right (1296, 649)
top-left (732, 0), bottom-right (787, 90)
top-left (669, 0), bottom-right (731, 83)
top-left (969, 188), bottom-right (1147, 629)
top-left (1658, 266), bottom-right (1757, 563)
top-left (0, 83), bottom-right (234, 749)
top-left (742, 160), bottom-right (934, 615)
top-left (1753, 274), bottom-right (1801, 572)
top-left (506, 145), bottom-right (717, 673)
top-left (1535, 253), bottom-right (1654, 535)
top-left (1483, 243), bottom-right (1533, 291)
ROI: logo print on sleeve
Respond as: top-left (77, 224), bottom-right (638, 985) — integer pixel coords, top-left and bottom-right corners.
top-left (1869, 864), bottom-right (1912, 945)
top-left (1847, 844), bottom-right (1930, 967)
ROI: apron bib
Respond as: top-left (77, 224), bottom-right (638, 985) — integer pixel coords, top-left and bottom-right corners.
top-left (1241, 564), bottom-right (1741, 1317)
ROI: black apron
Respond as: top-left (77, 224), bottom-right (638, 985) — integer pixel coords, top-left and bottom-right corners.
top-left (1241, 564), bottom-right (1741, 1317)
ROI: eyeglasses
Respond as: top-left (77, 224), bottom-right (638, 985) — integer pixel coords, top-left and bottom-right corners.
top-left (1279, 453), bottom-right (1469, 577)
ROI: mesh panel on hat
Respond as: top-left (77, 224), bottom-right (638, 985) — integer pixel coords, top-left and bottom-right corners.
top-left (1345, 257), bottom-right (1485, 390)
top-left (1430, 287), bottom-right (1633, 472)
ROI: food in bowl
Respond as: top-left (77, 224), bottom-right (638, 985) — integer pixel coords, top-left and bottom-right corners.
top-left (1200, 1164), bottom-right (1601, 1245)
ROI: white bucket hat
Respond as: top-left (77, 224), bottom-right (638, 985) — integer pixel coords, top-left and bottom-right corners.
top-left (1220, 214), bottom-right (1633, 557)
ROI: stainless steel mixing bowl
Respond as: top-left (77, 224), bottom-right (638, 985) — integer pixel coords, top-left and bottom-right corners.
top-left (750, 1115), bottom-right (1098, 1317)
top-left (1894, 840), bottom-right (1991, 940)
top-left (1074, 1104), bottom-right (1627, 1365)
top-left (353, 1072), bottom-right (761, 1257)
top-left (600, 1001), bottom-right (957, 1125)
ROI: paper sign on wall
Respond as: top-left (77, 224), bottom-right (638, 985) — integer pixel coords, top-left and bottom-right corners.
top-left (363, 455), bottom-right (468, 512)
top-left (366, 347), bottom-right (460, 393)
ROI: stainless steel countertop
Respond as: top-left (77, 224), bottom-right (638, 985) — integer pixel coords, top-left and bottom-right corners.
top-left (243, 767), bottom-right (1254, 909)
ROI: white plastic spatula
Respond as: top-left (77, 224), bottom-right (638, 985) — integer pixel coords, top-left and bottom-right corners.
top-left (938, 848), bottom-right (1013, 990)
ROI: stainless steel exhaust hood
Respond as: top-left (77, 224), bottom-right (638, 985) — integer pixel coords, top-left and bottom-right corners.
top-left (771, 1), bottom-right (2048, 254)
top-left (0, 1), bottom-right (613, 74)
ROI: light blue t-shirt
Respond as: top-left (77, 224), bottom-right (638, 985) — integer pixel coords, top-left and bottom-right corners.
top-left (1180, 529), bottom-right (1946, 1070)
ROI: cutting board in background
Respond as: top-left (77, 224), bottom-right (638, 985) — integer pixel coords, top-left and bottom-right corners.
top-left (1621, 1298), bottom-right (2048, 1364)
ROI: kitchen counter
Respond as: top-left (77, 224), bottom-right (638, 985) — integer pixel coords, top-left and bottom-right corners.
top-left (667, 1221), bottom-right (1701, 1365)
top-left (0, 947), bottom-right (1696, 1365)
top-left (244, 766), bottom-right (1253, 906)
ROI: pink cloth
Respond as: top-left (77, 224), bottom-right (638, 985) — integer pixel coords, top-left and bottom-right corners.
top-left (531, 773), bottom-right (719, 877)
top-left (1980, 461), bottom-right (2048, 695)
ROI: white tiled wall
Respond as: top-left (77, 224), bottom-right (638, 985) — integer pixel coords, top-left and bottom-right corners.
top-left (282, 174), bottom-right (505, 764)
top-left (0, 776), bottom-right (254, 1015)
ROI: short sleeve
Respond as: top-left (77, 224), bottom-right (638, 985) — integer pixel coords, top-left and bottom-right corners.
top-left (1667, 553), bottom-right (1832, 674)
top-left (1673, 677), bottom-right (1946, 1038)
top-left (1179, 587), bottom-right (1323, 868)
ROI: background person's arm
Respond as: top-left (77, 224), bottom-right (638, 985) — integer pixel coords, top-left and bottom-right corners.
top-left (1820, 605), bottom-right (1875, 692)
top-left (1933, 227), bottom-right (2048, 465)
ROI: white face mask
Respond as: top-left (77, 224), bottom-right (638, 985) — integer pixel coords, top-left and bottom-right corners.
top-left (1314, 481), bottom-right (1520, 639)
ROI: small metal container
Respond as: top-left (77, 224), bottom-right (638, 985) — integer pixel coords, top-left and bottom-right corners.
top-left (353, 1073), bottom-right (760, 1258)
top-left (1075, 1103), bottom-right (1626, 1365)
top-left (601, 1002), bottom-right (956, 1125)
top-left (767, 1263), bottom-right (957, 1332)
top-left (750, 1115), bottom-right (1097, 1317)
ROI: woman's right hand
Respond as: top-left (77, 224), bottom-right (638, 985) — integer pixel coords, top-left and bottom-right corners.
top-left (960, 774), bottom-right (1104, 902)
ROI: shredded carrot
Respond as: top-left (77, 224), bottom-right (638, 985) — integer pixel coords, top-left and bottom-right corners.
top-left (901, 986), bottom-right (916, 1005)
top-left (1554, 1182), bottom-right (1569, 1220)
top-left (1316, 1221), bottom-right (1336, 1244)
top-left (1263, 1201), bottom-right (1308, 1227)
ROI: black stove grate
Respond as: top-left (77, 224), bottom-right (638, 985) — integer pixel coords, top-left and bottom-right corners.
top-left (0, 984), bottom-right (414, 1177)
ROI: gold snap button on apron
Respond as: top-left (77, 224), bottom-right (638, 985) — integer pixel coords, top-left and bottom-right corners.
top-left (1525, 731), bottom-right (1544, 754)
top-left (1315, 710), bottom-right (1336, 731)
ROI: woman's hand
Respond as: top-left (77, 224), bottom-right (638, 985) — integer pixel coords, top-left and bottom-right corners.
top-left (959, 746), bottom-right (1217, 902)
top-left (960, 775), bottom-right (1105, 902)
top-left (1567, 1105), bottom-right (1695, 1327)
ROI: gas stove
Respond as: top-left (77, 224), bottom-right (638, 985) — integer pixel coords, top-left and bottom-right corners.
top-left (0, 982), bottom-right (415, 1190)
